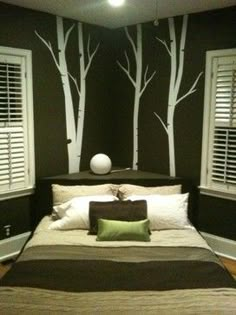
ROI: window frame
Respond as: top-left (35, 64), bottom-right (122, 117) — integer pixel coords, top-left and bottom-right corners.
top-left (200, 48), bottom-right (236, 201)
top-left (0, 46), bottom-right (35, 201)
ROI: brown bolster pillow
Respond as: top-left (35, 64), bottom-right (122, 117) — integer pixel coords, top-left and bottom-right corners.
top-left (89, 200), bottom-right (147, 235)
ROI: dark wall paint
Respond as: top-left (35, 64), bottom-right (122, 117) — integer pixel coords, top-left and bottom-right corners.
top-left (111, 9), bottom-right (236, 180)
top-left (109, 7), bottom-right (236, 240)
top-left (0, 2), bottom-right (235, 241)
top-left (0, 2), bottom-right (114, 238)
top-left (199, 195), bottom-right (236, 240)
top-left (1, 3), bottom-right (115, 176)
top-left (0, 197), bottom-right (32, 239)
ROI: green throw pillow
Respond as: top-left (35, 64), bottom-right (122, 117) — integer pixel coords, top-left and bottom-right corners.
top-left (96, 218), bottom-right (150, 242)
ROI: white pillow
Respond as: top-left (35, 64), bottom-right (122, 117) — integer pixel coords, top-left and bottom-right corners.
top-left (127, 194), bottom-right (192, 230)
top-left (49, 195), bottom-right (118, 230)
top-left (118, 184), bottom-right (182, 200)
top-left (52, 184), bottom-right (119, 206)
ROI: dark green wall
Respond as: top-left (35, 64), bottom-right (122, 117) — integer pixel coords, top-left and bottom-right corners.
top-left (0, 2), bottom-right (235, 241)
top-left (0, 2), bottom-right (114, 238)
top-left (109, 7), bottom-right (236, 240)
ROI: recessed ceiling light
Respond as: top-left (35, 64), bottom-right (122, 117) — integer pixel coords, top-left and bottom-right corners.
top-left (108, 0), bottom-right (125, 7)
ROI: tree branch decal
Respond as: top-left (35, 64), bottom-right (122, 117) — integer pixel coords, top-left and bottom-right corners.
top-left (35, 31), bottom-right (61, 73)
top-left (64, 24), bottom-right (75, 51)
top-left (117, 24), bottom-right (156, 169)
top-left (140, 65), bottom-right (156, 97)
top-left (117, 58), bottom-right (136, 87)
top-left (154, 112), bottom-right (168, 135)
top-left (155, 37), bottom-right (171, 56)
top-left (176, 71), bottom-right (203, 105)
top-left (125, 26), bottom-right (137, 60)
top-left (174, 15), bottom-right (187, 100)
top-left (68, 72), bottom-right (81, 97)
top-left (84, 34), bottom-right (100, 78)
top-left (154, 15), bottom-right (203, 176)
top-left (36, 17), bottom-right (99, 173)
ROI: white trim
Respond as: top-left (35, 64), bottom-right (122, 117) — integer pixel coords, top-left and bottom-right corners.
top-left (200, 48), bottom-right (236, 197)
top-left (199, 186), bottom-right (236, 201)
top-left (25, 49), bottom-right (35, 189)
top-left (0, 187), bottom-right (35, 201)
top-left (0, 45), bottom-right (35, 199)
top-left (200, 50), bottom-right (213, 187)
top-left (200, 231), bottom-right (236, 260)
top-left (0, 232), bottom-right (31, 262)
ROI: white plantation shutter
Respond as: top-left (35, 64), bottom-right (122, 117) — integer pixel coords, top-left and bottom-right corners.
top-left (201, 49), bottom-right (236, 199)
top-left (0, 47), bottom-right (34, 200)
top-left (0, 129), bottom-right (26, 190)
top-left (212, 128), bottom-right (236, 184)
top-left (210, 56), bottom-right (236, 187)
top-left (214, 59), bottom-right (236, 127)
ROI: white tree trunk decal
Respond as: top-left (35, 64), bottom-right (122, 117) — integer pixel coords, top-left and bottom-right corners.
top-left (74, 22), bottom-right (100, 171)
top-left (117, 24), bottom-right (156, 170)
top-left (154, 15), bottom-right (203, 176)
top-left (35, 17), bottom-right (99, 173)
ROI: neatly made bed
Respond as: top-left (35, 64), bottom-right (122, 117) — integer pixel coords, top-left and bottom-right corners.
top-left (0, 171), bottom-right (235, 314)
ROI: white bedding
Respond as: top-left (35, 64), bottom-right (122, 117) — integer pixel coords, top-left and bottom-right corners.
top-left (25, 215), bottom-right (212, 250)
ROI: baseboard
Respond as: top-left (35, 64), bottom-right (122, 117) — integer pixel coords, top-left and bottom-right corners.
top-left (200, 231), bottom-right (236, 260)
top-left (0, 232), bottom-right (31, 262)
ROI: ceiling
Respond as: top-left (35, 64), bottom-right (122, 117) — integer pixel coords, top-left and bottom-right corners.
top-left (2, 0), bottom-right (236, 28)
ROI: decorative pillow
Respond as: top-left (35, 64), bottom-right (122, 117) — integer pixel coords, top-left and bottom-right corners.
top-left (127, 193), bottom-right (191, 230)
top-left (52, 184), bottom-right (119, 206)
top-left (89, 200), bottom-right (147, 235)
top-left (48, 195), bottom-right (118, 230)
top-left (96, 219), bottom-right (150, 242)
top-left (118, 184), bottom-right (182, 200)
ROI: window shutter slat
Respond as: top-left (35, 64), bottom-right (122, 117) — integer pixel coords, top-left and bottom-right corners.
top-left (0, 127), bottom-right (25, 188)
top-left (210, 56), bottom-right (236, 188)
top-left (0, 61), bottom-right (23, 126)
top-left (214, 61), bottom-right (236, 128)
top-left (212, 127), bottom-right (236, 185)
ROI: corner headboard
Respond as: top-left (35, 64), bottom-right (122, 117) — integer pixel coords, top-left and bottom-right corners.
top-left (33, 169), bottom-right (198, 230)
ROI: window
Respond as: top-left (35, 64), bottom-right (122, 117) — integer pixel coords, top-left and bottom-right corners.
top-left (0, 46), bottom-right (34, 200)
top-left (200, 48), bottom-right (236, 200)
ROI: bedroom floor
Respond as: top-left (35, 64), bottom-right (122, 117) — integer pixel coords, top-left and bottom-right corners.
top-left (219, 257), bottom-right (236, 279)
top-left (0, 256), bottom-right (236, 280)
top-left (0, 261), bottom-right (12, 279)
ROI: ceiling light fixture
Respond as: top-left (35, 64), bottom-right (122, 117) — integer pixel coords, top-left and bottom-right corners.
top-left (108, 0), bottom-right (125, 7)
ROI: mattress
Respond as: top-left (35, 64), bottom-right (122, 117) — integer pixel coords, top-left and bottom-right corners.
top-left (0, 216), bottom-right (236, 314)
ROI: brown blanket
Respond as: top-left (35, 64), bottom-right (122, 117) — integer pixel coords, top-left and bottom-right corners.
top-left (1, 220), bottom-right (236, 314)
top-left (1, 245), bottom-right (235, 292)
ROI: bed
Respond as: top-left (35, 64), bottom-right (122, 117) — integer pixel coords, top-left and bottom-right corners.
top-left (0, 170), bottom-right (236, 314)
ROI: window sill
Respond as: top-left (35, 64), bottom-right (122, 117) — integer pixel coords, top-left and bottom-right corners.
top-left (0, 187), bottom-right (35, 201)
top-left (199, 186), bottom-right (236, 201)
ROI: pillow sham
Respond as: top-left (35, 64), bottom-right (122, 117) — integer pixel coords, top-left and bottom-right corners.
top-left (89, 200), bottom-right (147, 235)
top-left (96, 219), bottom-right (150, 242)
top-left (52, 183), bottom-right (119, 206)
top-left (127, 193), bottom-right (191, 230)
top-left (48, 195), bottom-right (118, 230)
top-left (118, 184), bottom-right (182, 200)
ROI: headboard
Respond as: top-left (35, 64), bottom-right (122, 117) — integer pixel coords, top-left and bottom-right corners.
top-left (32, 169), bottom-right (198, 230)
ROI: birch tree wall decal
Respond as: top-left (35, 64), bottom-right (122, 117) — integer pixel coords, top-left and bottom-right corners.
top-left (35, 17), bottom-right (99, 173)
top-left (117, 24), bottom-right (156, 170)
top-left (154, 15), bottom-right (203, 177)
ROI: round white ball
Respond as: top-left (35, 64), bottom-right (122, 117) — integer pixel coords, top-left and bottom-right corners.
top-left (90, 154), bottom-right (112, 175)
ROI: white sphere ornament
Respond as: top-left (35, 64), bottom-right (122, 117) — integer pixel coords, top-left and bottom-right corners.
top-left (90, 154), bottom-right (112, 175)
